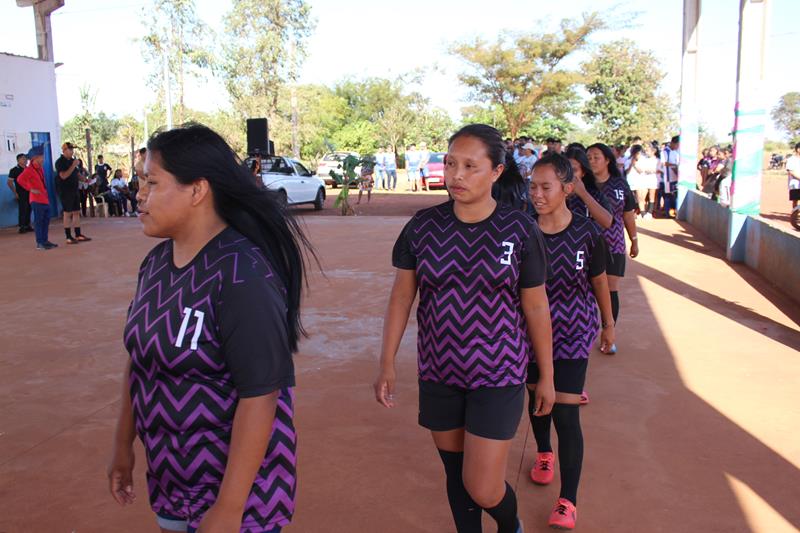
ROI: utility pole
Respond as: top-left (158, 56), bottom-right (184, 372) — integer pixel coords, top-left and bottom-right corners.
top-left (677, 0), bottom-right (701, 218)
top-left (290, 40), bottom-right (300, 159)
top-left (85, 128), bottom-right (93, 172)
top-left (144, 108), bottom-right (149, 141)
top-left (163, 46), bottom-right (173, 130)
top-left (727, 0), bottom-right (771, 261)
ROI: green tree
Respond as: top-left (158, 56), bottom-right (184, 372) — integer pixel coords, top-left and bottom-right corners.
top-left (141, 0), bottom-right (213, 124)
top-left (219, 0), bottom-right (315, 119)
top-left (450, 12), bottom-right (604, 138)
top-left (521, 115), bottom-right (575, 143)
top-left (460, 104), bottom-right (509, 132)
top-left (581, 39), bottom-right (675, 144)
top-left (330, 120), bottom-right (379, 156)
top-left (771, 92), bottom-right (800, 144)
top-left (61, 85), bottom-right (121, 160)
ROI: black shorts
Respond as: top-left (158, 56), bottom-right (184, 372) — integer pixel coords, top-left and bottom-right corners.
top-left (59, 187), bottom-right (81, 212)
top-left (790, 188), bottom-right (800, 202)
top-left (605, 249), bottom-right (626, 277)
top-left (418, 379), bottom-right (524, 440)
top-left (526, 359), bottom-right (588, 394)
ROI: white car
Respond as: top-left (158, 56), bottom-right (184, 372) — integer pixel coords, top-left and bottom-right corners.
top-left (259, 156), bottom-right (326, 210)
top-left (316, 151), bottom-right (361, 187)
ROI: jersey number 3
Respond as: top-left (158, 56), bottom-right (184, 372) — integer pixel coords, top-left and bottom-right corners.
top-left (500, 241), bottom-right (514, 265)
top-left (176, 307), bottom-right (205, 350)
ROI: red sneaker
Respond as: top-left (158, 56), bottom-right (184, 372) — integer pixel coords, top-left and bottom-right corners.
top-left (530, 452), bottom-right (554, 485)
top-left (548, 498), bottom-right (577, 529)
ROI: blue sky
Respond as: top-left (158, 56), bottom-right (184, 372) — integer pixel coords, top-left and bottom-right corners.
top-left (1, 0), bottom-right (798, 140)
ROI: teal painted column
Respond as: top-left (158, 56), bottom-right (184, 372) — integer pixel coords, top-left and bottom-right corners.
top-left (727, 0), bottom-right (770, 262)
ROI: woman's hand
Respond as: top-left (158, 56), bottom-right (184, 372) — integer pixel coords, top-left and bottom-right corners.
top-left (572, 176), bottom-right (587, 198)
top-left (373, 364), bottom-right (397, 408)
top-left (630, 240), bottom-right (639, 258)
top-left (600, 325), bottom-right (616, 354)
top-left (107, 444), bottom-right (136, 506)
top-left (196, 504), bottom-right (242, 533)
top-left (533, 377), bottom-right (555, 416)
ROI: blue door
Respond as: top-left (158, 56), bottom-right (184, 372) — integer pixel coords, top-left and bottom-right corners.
top-left (30, 132), bottom-right (59, 217)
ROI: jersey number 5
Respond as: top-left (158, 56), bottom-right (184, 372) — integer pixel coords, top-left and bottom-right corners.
top-left (176, 307), bottom-right (205, 350)
top-left (576, 251), bottom-right (585, 270)
top-left (500, 241), bottom-right (514, 265)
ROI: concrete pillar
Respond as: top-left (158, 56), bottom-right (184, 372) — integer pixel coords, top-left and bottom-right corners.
top-left (677, 0), bottom-right (701, 218)
top-left (16, 0), bottom-right (64, 62)
top-left (727, 0), bottom-right (771, 261)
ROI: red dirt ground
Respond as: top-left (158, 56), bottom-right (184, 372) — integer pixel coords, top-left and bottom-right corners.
top-left (0, 191), bottom-right (798, 532)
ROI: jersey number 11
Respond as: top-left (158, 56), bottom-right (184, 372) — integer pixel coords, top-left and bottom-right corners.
top-left (176, 307), bottom-right (205, 350)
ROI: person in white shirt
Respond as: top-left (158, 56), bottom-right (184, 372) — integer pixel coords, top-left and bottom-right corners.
top-left (418, 142), bottom-right (431, 191)
top-left (627, 144), bottom-right (659, 218)
top-left (110, 169), bottom-right (131, 216)
top-left (786, 142), bottom-right (800, 210)
top-left (517, 143), bottom-right (539, 179)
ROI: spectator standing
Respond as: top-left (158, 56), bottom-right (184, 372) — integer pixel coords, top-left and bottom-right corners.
top-left (77, 159), bottom-right (95, 217)
top-left (405, 144), bottom-right (422, 192)
top-left (627, 145), bottom-right (658, 218)
top-left (55, 142), bottom-right (91, 243)
top-left (385, 146), bottom-right (397, 190)
top-left (17, 145), bottom-right (57, 250)
top-left (418, 142), bottom-right (431, 191)
top-left (95, 155), bottom-right (112, 185)
top-left (374, 146), bottom-right (387, 190)
top-left (786, 142), bottom-right (800, 211)
top-left (662, 136), bottom-right (680, 218)
top-left (543, 137), bottom-right (563, 157)
top-left (7, 153), bottom-right (33, 233)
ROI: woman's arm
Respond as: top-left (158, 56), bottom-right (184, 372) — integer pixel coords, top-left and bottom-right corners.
top-left (108, 360), bottom-right (137, 506)
top-left (374, 269), bottom-right (418, 407)
top-left (573, 179), bottom-right (613, 229)
top-left (520, 285), bottom-right (555, 415)
top-left (623, 210), bottom-right (639, 258)
top-left (200, 392), bottom-right (278, 530)
top-left (590, 273), bottom-right (615, 353)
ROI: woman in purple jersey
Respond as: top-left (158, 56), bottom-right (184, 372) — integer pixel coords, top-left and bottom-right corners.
top-left (374, 124), bottom-right (555, 533)
top-left (526, 154), bottom-right (615, 530)
top-left (586, 143), bottom-right (639, 354)
top-left (108, 124), bottom-right (313, 533)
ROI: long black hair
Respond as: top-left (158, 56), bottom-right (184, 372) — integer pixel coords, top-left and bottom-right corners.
top-left (565, 147), bottom-right (600, 192)
top-left (533, 153), bottom-right (574, 186)
top-left (587, 142), bottom-right (622, 179)
top-left (147, 123), bottom-right (315, 352)
top-left (492, 156), bottom-right (526, 210)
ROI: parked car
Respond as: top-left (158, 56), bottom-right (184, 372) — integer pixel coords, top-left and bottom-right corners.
top-left (260, 155), bottom-right (326, 210)
top-left (421, 152), bottom-right (446, 189)
top-left (316, 151), bottom-right (361, 187)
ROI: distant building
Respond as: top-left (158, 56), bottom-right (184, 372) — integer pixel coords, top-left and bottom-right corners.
top-left (1, 1), bottom-right (63, 226)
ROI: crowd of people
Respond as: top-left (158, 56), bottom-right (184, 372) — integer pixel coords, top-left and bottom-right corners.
top-left (368, 143), bottom-right (433, 192)
top-left (2, 119), bottom-right (789, 533)
top-left (6, 144), bottom-right (144, 250)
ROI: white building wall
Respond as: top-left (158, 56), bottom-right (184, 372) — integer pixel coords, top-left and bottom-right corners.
top-left (0, 52), bottom-right (61, 227)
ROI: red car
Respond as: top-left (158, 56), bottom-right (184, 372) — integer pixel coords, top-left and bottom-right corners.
top-left (421, 152), bottom-right (446, 189)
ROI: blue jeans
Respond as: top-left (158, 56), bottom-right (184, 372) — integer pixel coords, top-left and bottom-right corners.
top-left (32, 202), bottom-right (50, 245)
top-left (374, 168), bottom-right (387, 189)
top-left (386, 169), bottom-right (397, 189)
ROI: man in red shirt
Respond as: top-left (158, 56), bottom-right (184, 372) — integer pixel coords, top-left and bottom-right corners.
top-left (16, 145), bottom-right (58, 250)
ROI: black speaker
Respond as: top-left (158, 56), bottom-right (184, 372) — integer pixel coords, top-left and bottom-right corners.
top-left (268, 140), bottom-right (275, 156)
top-left (247, 118), bottom-right (268, 155)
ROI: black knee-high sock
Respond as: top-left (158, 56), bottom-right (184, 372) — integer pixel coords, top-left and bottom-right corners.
top-left (528, 387), bottom-right (552, 452)
top-left (437, 449), bottom-right (482, 533)
top-left (484, 482), bottom-right (519, 533)
top-left (610, 291), bottom-right (619, 324)
top-left (552, 404), bottom-right (584, 505)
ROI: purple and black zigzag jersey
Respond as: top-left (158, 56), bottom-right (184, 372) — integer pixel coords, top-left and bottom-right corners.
top-left (566, 187), bottom-right (612, 230)
top-left (597, 175), bottom-right (636, 254)
top-left (393, 201), bottom-right (548, 390)
top-left (542, 213), bottom-right (606, 360)
top-left (124, 227), bottom-right (296, 531)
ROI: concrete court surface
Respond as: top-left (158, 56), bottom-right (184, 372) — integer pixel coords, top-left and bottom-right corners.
top-left (0, 193), bottom-right (798, 533)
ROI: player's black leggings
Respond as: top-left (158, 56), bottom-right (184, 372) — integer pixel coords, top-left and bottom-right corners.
top-left (529, 395), bottom-right (584, 505)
